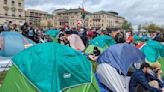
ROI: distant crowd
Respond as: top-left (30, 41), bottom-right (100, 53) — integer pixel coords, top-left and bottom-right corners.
top-left (0, 21), bottom-right (164, 46)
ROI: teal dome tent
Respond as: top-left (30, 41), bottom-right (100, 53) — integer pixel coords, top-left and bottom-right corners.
top-left (0, 43), bottom-right (100, 92)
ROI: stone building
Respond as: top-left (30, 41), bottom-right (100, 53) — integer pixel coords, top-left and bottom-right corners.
top-left (88, 11), bottom-right (125, 30)
top-left (0, 0), bottom-right (25, 25)
top-left (25, 9), bottom-right (49, 27)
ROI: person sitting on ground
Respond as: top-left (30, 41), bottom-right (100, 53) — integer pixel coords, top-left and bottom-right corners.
top-left (155, 69), bottom-right (163, 83)
top-left (129, 63), bottom-right (164, 92)
top-left (151, 62), bottom-right (164, 87)
top-left (88, 47), bottom-right (101, 61)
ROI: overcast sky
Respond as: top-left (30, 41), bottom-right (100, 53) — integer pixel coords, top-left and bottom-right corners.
top-left (25, 0), bottom-right (164, 26)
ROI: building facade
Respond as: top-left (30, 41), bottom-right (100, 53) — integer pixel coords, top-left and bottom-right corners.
top-left (25, 9), bottom-right (49, 27)
top-left (53, 8), bottom-right (89, 28)
top-left (0, 0), bottom-right (25, 25)
top-left (40, 8), bottom-right (126, 29)
top-left (88, 11), bottom-right (125, 30)
top-left (40, 15), bottom-right (56, 28)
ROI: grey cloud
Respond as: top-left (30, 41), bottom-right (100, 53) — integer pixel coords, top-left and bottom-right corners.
top-left (25, 0), bottom-right (164, 25)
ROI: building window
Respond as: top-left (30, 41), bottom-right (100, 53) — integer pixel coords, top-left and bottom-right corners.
top-left (12, 1), bottom-right (15, 5)
top-left (18, 12), bottom-right (22, 17)
top-left (18, 2), bottom-right (21, 7)
top-left (12, 10), bottom-right (15, 17)
top-left (12, 14), bottom-right (15, 17)
top-left (4, 0), bottom-right (7, 4)
top-left (5, 12), bottom-right (8, 16)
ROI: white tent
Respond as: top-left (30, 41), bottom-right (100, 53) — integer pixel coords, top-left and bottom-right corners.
top-left (0, 57), bottom-right (12, 72)
top-left (96, 63), bottom-right (130, 92)
top-left (67, 34), bottom-right (85, 51)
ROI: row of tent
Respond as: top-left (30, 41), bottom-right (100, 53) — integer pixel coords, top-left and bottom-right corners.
top-left (0, 31), bottom-right (164, 92)
top-left (0, 42), bottom-right (145, 92)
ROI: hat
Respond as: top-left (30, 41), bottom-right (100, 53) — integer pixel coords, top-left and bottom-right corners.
top-left (151, 62), bottom-right (161, 69)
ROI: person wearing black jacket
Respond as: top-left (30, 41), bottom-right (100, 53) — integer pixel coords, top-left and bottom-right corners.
top-left (129, 63), bottom-right (164, 92)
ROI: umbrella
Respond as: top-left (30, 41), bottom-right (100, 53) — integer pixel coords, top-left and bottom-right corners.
top-left (140, 40), bottom-right (164, 63)
top-left (89, 35), bottom-right (116, 48)
top-left (45, 29), bottom-right (60, 37)
top-left (97, 43), bottom-right (145, 75)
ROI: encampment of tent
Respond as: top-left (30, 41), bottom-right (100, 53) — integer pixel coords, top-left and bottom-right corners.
top-left (0, 32), bottom-right (35, 57)
top-left (0, 43), bottom-right (100, 92)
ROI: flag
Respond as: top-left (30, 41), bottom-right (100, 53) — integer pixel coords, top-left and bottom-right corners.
top-left (81, 8), bottom-right (86, 19)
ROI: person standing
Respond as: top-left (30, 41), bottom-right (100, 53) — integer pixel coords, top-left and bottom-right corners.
top-left (3, 21), bottom-right (12, 31)
top-left (27, 23), bottom-right (34, 41)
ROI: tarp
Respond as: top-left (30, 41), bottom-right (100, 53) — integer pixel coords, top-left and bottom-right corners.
top-left (97, 43), bottom-right (145, 75)
top-left (45, 30), bottom-right (60, 37)
top-left (141, 40), bottom-right (164, 63)
top-left (0, 32), bottom-right (35, 57)
top-left (67, 34), bottom-right (85, 51)
top-left (96, 63), bottom-right (130, 92)
top-left (10, 43), bottom-right (92, 92)
top-left (89, 35), bottom-right (116, 48)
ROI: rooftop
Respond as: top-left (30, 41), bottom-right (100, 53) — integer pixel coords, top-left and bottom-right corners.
top-left (26, 9), bottom-right (48, 14)
top-left (92, 11), bottom-right (116, 16)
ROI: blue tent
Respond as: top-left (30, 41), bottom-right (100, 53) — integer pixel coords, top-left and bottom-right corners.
top-left (0, 32), bottom-right (35, 57)
top-left (97, 43), bottom-right (145, 75)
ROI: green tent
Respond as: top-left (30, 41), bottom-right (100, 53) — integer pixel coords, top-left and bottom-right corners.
top-left (85, 45), bottom-right (107, 54)
top-left (50, 36), bottom-right (58, 42)
top-left (85, 45), bottom-right (108, 72)
top-left (45, 30), bottom-right (60, 37)
top-left (141, 40), bottom-right (164, 63)
top-left (45, 30), bottom-right (60, 42)
top-left (63, 73), bottom-right (100, 92)
top-left (89, 35), bottom-right (116, 48)
top-left (0, 43), bottom-right (100, 92)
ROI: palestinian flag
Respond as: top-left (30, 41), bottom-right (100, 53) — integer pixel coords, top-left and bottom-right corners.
top-left (81, 8), bottom-right (86, 19)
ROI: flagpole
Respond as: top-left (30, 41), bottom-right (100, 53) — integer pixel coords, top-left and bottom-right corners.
top-left (82, 0), bottom-right (85, 28)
